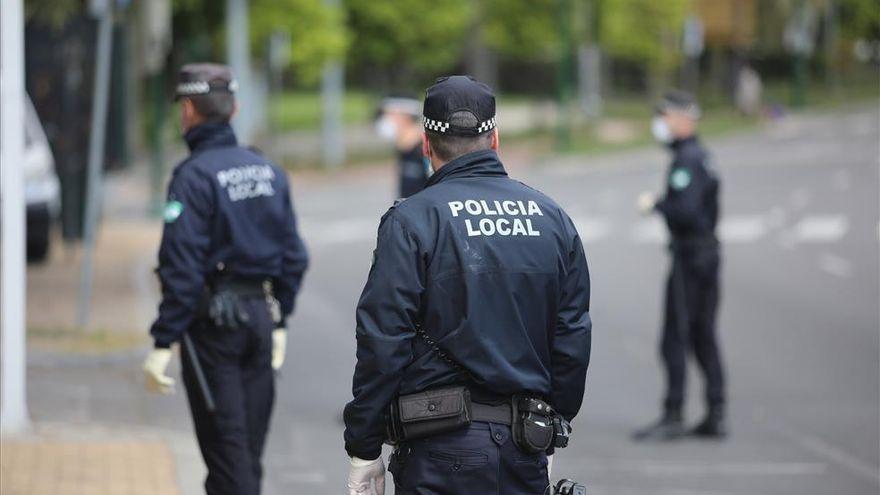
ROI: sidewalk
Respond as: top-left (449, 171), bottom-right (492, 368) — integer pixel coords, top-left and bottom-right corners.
top-left (1, 424), bottom-right (180, 495)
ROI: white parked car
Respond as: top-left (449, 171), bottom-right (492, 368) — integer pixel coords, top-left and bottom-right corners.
top-left (0, 94), bottom-right (60, 262)
top-left (23, 95), bottom-right (60, 261)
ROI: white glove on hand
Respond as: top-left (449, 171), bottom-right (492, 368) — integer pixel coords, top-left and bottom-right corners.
top-left (271, 329), bottom-right (287, 371)
top-left (347, 456), bottom-right (385, 495)
top-left (637, 191), bottom-right (657, 215)
top-left (143, 348), bottom-right (175, 394)
top-left (547, 454), bottom-right (554, 477)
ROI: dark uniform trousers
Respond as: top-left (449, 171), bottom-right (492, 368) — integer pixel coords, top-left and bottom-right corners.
top-left (662, 241), bottom-right (725, 411)
top-left (181, 295), bottom-right (275, 495)
top-left (389, 422), bottom-right (549, 495)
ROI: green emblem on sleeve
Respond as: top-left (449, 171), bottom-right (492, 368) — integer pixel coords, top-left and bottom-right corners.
top-left (164, 200), bottom-right (184, 223)
top-left (670, 168), bottom-right (692, 191)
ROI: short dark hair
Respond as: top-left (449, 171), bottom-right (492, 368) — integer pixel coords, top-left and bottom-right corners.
top-left (187, 90), bottom-right (235, 123)
top-left (425, 111), bottom-right (493, 162)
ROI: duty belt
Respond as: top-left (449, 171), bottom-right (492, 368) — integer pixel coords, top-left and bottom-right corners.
top-left (471, 402), bottom-right (512, 425)
top-left (211, 278), bottom-right (271, 297)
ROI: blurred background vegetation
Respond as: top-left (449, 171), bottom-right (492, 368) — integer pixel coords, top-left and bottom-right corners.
top-left (19, 0), bottom-right (880, 218)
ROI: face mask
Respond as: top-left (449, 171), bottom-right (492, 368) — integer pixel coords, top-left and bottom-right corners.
top-left (651, 116), bottom-right (673, 144)
top-left (375, 117), bottom-right (398, 141)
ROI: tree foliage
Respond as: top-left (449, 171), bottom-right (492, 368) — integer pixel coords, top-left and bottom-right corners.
top-left (343, 0), bottom-right (473, 84)
top-left (172, 0), bottom-right (345, 84)
top-left (483, 0), bottom-right (562, 59)
top-left (601, 0), bottom-right (690, 73)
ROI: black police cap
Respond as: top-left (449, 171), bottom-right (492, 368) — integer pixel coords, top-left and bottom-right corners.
top-left (423, 75), bottom-right (496, 136)
top-left (175, 63), bottom-right (238, 101)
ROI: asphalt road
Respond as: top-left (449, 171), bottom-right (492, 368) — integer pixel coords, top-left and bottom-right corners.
top-left (27, 107), bottom-right (880, 495)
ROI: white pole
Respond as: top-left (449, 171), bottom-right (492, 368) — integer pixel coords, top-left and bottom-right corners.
top-left (76, 1), bottom-right (114, 328)
top-left (320, 0), bottom-right (345, 169)
top-left (0, 0), bottom-right (31, 435)
top-left (226, 0), bottom-right (253, 144)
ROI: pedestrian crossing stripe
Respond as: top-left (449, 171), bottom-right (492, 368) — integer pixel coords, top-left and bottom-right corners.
top-left (164, 201), bottom-right (184, 223)
top-left (670, 168), bottom-right (691, 190)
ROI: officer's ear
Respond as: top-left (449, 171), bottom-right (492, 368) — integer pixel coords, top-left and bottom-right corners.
top-left (422, 132), bottom-right (432, 160)
top-left (489, 128), bottom-right (499, 152)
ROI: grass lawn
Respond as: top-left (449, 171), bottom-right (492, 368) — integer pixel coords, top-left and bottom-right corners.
top-left (269, 90), bottom-right (377, 131)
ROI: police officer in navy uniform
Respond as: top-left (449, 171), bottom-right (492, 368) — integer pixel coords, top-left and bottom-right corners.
top-left (634, 90), bottom-right (726, 441)
top-left (344, 76), bottom-right (592, 495)
top-left (374, 95), bottom-right (431, 198)
top-left (142, 63), bottom-right (309, 494)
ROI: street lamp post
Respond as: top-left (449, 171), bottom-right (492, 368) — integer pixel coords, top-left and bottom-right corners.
top-left (0, 0), bottom-right (31, 435)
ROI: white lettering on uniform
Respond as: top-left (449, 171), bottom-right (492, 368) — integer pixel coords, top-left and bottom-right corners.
top-left (450, 198), bottom-right (544, 237)
top-left (448, 201), bottom-right (464, 217)
top-left (528, 201), bottom-right (543, 216)
top-left (465, 200), bottom-right (481, 215)
top-left (216, 164), bottom-right (276, 202)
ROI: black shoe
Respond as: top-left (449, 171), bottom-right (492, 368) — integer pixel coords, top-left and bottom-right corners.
top-left (691, 407), bottom-right (728, 439)
top-left (632, 411), bottom-right (685, 442)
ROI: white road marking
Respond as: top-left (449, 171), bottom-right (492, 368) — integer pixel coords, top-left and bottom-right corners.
top-left (718, 215), bottom-right (768, 243)
top-left (787, 215), bottom-right (849, 243)
top-left (761, 421), bottom-right (880, 486)
top-left (632, 218), bottom-right (668, 244)
top-left (572, 216), bottom-right (612, 243)
top-left (818, 253), bottom-right (853, 278)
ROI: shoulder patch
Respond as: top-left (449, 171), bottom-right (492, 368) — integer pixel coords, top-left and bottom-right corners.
top-left (669, 168), bottom-right (692, 191)
top-left (164, 200), bottom-right (184, 223)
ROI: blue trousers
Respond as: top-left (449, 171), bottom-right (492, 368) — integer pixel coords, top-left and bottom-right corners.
top-left (388, 422), bottom-right (550, 495)
top-left (182, 296), bottom-right (275, 495)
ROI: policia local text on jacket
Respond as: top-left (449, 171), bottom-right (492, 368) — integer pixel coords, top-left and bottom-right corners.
top-left (344, 74), bottom-right (591, 495)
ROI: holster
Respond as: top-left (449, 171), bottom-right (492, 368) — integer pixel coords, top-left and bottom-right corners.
top-left (511, 395), bottom-right (555, 454)
top-left (385, 386), bottom-right (472, 445)
top-left (200, 278), bottom-right (271, 332)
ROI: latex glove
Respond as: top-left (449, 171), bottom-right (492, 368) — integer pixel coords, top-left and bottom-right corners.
top-left (347, 456), bottom-right (385, 495)
top-left (547, 454), bottom-right (554, 477)
top-left (143, 348), bottom-right (175, 394)
top-left (272, 329), bottom-right (287, 371)
top-left (637, 191), bottom-right (657, 215)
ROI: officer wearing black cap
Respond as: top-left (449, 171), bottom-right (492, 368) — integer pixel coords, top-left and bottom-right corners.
top-left (344, 76), bottom-right (592, 495)
top-left (141, 63), bottom-right (309, 494)
top-left (374, 94), bottom-right (431, 198)
top-left (634, 89), bottom-right (726, 441)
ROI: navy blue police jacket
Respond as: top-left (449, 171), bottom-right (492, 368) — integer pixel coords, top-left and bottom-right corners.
top-left (150, 122), bottom-right (309, 348)
top-left (654, 136), bottom-right (720, 240)
top-left (343, 149), bottom-right (592, 460)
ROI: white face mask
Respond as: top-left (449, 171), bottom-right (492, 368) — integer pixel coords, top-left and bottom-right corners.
top-left (651, 116), bottom-right (673, 144)
top-left (375, 117), bottom-right (398, 141)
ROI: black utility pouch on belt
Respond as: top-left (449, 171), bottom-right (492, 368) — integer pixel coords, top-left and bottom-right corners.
top-left (511, 395), bottom-right (555, 453)
top-left (386, 386), bottom-right (472, 444)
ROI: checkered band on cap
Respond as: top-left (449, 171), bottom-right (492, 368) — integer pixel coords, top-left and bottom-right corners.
top-left (423, 117), bottom-right (450, 133)
top-left (175, 81), bottom-right (211, 97)
top-left (476, 117), bottom-right (497, 133)
top-left (175, 79), bottom-right (238, 98)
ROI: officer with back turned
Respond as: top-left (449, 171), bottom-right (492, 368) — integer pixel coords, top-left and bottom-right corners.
top-left (634, 90), bottom-right (727, 441)
top-left (344, 75), bottom-right (592, 494)
top-left (141, 63), bottom-right (309, 494)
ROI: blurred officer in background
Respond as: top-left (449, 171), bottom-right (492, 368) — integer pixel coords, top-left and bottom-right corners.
top-left (344, 76), bottom-right (592, 495)
top-left (634, 90), bottom-right (726, 441)
top-left (142, 63), bottom-right (309, 494)
top-left (374, 94), bottom-right (431, 198)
